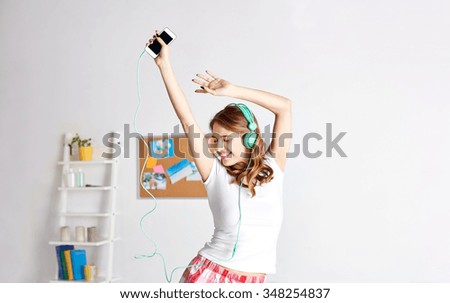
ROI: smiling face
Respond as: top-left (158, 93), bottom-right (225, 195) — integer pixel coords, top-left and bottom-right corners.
top-left (209, 123), bottom-right (249, 167)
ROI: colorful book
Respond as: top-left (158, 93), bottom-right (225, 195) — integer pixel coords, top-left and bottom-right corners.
top-left (70, 250), bottom-right (87, 280)
top-left (55, 245), bottom-right (74, 280)
top-left (64, 250), bottom-right (74, 280)
top-left (166, 158), bottom-right (193, 184)
top-left (60, 250), bottom-right (68, 280)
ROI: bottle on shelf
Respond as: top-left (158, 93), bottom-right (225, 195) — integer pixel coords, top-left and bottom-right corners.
top-left (75, 168), bottom-right (85, 187)
top-left (66, 169), bottom-right (76, 188)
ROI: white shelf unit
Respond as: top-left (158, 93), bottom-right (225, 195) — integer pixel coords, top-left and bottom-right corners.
top-left (49, 132), bottom-right (120, 283)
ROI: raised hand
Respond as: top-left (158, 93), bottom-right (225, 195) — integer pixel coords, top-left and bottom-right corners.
top-left (192, 71), bottom-right (233, 97)
top-left (147, 30), bottom-right (170, 67)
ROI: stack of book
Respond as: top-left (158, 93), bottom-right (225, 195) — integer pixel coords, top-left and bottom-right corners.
top-left (55, 245), bottom-right (87, 281)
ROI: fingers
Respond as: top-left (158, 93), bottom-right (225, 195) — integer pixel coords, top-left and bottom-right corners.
top-left (154, 29), bottom-right (167, 46)
top-left (194, 70), bottom-right (219, 82)
top-left (194, 87), bottom-right (215, 95)
top-left (155, 36), bottom-right (166, 45)
top-left (148, 34), bottom-right (156, 45)
top-left (196, 73), bottom-right (214, 82)
top-left (192, 78), bottom-right (209, 87)
top-left (194, 89), bottom-right (207, 94)
top-left (147, 30), bottom-right (163, 46)
top-left (192, 71), bottom-right (219, 95)
top-left (206, 70), bottom-right (219, 80)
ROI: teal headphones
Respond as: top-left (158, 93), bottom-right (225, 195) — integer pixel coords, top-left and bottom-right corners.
top-left (232, 103), bottom-right (258, 149)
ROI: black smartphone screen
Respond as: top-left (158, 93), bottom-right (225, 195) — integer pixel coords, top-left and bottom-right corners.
top-left (159, 31), bottom-right (173, 44)
top-left (149, 31), bottom-right (173, 56)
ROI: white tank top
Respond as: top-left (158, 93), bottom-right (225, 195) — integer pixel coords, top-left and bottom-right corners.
top-left (198, 152), bottom-right (284, 274)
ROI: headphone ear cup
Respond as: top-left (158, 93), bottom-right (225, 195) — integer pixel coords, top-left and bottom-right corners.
top-left (243, 132), bottom-right (258, 149)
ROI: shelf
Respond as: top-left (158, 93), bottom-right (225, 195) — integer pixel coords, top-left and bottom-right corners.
top-left (59, 212), bottom-right (116, 217)
top-left (58, 186), bottom-right (117, 191)
top-left (50, 276), bottom-right (120, 283)
top-left (58, 160), bottom-right (118, 165)
top-left (52, 133), bottom-right (120, 283)
top-left (49, 238), bottom-right (119, 247)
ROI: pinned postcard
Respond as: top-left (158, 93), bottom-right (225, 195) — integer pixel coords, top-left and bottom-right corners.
top-left (152, 164), bottom-right (165, 174)
top-left (146, 156), bottom-right (157, 169)
top-left (150, 138), bottom-right (174, 159)
top-left (166, 159), bottom-right (193, 184)
top-left (143, 172), bottom-right (167, 190)
top-left (187, 161), bottom-right (202, 181)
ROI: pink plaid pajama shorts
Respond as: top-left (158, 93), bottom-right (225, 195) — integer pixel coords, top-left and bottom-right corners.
top-left (179, 255), bottom-right (267, 283)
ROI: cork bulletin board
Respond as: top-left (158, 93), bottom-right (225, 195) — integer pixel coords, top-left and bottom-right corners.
top-left (137, 135), bottom-right (207, 198)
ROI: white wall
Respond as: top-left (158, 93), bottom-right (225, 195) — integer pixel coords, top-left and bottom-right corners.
top-left (1, 0), bottom-right (449, 282)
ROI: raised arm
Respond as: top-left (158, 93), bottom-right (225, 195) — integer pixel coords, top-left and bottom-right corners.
top-left (193, 71), bottom-right (292, 171)
top-left (148, 32), bottom-right (214, 181)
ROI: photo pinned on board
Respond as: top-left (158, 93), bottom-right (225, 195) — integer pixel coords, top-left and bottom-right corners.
top-left (187, 161), bottom-right (201, 181)
top-left (149, 138), bottom-right (174, 159)
top-left (143, 172), bottom-right (167, 190)
top-left (166, 158), bottom-right (193, 184)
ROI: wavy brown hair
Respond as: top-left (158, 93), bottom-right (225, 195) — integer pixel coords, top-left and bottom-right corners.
top-left (209, 104), bottom-right (274, 197)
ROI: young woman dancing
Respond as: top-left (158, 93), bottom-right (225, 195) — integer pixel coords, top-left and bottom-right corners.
top-left (147, 31), bottom-right (292, 283)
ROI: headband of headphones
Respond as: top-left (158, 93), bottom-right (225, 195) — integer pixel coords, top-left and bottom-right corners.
top-left (232, 103), bottom-right (257, 131)
top-left (231, 103), bottom-right (258, 149)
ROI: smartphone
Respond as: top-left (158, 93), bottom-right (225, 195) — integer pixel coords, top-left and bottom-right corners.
top-left (146, 27), bottom-right (176, 58)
